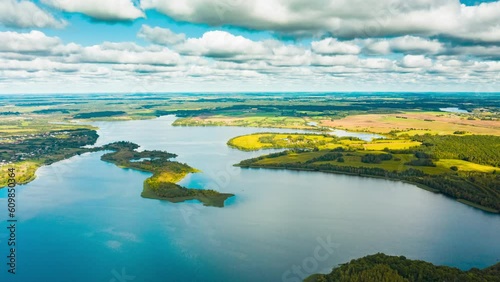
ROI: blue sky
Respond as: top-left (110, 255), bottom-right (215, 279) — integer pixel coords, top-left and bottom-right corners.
top-left (0, 0), bottom-right (499, 93)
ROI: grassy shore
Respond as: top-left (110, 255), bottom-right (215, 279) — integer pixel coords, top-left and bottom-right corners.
top-left (235, 145), bottom-right (500, 213)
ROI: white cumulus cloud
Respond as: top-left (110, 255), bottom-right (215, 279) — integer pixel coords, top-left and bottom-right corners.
top-left (138, 25), bottom-right (186, 45)
top-left (401, 55), bottom-right (433, 68)
top-left (0, 0), bottom-right (65, 28)
top-left (42, 0), bottom-right (144, 21)
top-left (139, 0), bottom-right (500, 43)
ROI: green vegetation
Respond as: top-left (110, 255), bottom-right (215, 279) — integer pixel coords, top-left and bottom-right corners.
top-left (1, 92), bottom-right (498, 211)
top-left (101, 142), bottom-right (234, 207)
top-left (0, 118), bottom-right (96, 137)
top-left (235, 134), bottom-right (500, 213)
top-left (74, 111), bottom-right (126, 119)
top-left (0, 128), bottom-right (99, 187)
top-left (306, 253), bottom-right (500, 282)
top-left (0, 131), bottom-right (234, 207)
top-left (412, 135), bottom-right (500, 167)
top-left (227, 133), bottom-right (432, 152)
top-left (174, 116), bottom-right (316, 129)
top-left (228, 133), bottom-right (365, 151)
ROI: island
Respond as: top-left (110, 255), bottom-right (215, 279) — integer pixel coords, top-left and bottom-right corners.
top-left (101, 141), bottom-right (234, 207)
top-left (305, 253), bottom-right (500, 282)
top-left (232, 133), bottom-right (500, 213)
top-left (0, 125), bottom-right (234, 208)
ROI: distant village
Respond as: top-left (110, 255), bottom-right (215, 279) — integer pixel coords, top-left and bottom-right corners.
top-left (0, 130), bottom-right (94, 166)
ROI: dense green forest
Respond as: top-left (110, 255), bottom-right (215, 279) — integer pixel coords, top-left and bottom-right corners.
top-left (306, 253), bottom-right (500, 282)
top-left (74, 111), bottom-right (126, 119)
top-left (412, 135), bottom-right (500, 167)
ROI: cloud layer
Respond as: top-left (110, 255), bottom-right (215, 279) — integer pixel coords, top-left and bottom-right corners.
top-left (42, 0), bottom-right (145, 21)
top-left (0, 0), bottom-right (499, 93)
top-left (0, 0), bottom-right (66, 28)
top-left (140, 0), bottom-right (500, 43)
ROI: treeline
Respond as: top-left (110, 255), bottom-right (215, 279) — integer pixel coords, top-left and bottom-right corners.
top-left (74, 111), bottom-right (126, 119)
top-left (33, 109), bottom-right (71, 114)
top-left (361, 153), bottom-right (393, 164)
top-left (306, 152), bottom-right (343, 163)
top-left (239, 153), bottom-right (500, 212)
top-left (412, 135), bottom-right (500, 167)
top-left (101, 141), bottom-right (179, 168)
top-left (308, 253), bottom-right (500, 282)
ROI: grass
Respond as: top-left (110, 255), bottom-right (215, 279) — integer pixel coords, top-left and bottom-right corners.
top-left (249, 151), bottom-right (493, 175)
top-left (228, 133), bottom-right (339, 151)
top-left (363, 140), bottom-right (422, 151)
top-left (228, 133), bottom-right (424, 152)
top-left (319, 112), bottom-right (500, 136)
top-left (0, 118), bottom-right (96, 137)
top-left (174, 116), bottom-right (316, 130)
top-left (435, 159), bottom-right (498, 173)
top-left (0, 161), bottom-right (42, 187)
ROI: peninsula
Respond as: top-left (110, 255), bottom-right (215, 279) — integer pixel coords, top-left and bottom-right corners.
top-left (101, 142), bottom-right (234, 207)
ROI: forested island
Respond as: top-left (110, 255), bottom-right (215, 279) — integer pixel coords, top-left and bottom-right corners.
top-left (234, 134), bottom-right (500, 213)
top-left (101, 142), bottom-right (234, 207)
top-left (305, 253), bottom-right (500, 282)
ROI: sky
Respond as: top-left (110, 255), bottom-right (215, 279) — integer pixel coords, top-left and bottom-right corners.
top-left (0, 0), bottom-right (499, 94)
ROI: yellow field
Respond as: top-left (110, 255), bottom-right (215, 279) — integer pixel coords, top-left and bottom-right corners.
top-left (152, 170), bottom-right (190, 184)
top-left (363, 140), bottom-right (422, 150)
top-left (251, 151), bottom-right (496, 175)
top-left (320, 112), bottom-right (500, 136)
top-left (0, 161), bottom-right (41, 187)
top-left (229, 133), bottom-right (424, 151)
top-left (228, 133), bottom-right (340, 151)
top-left (435, 159), bottom-right (498, 173)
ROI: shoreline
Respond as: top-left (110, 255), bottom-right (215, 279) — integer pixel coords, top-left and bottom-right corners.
top-left (236, 164), bottom-right (499, 214)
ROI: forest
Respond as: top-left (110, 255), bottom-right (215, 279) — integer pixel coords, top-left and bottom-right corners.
top-left (412, 135), bottom-right (500, 167)
top-left (306, 253), bottom-right (500, 282)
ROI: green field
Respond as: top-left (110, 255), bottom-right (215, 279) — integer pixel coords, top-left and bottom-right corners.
top-left (228, 133), bottom-right (426, 152)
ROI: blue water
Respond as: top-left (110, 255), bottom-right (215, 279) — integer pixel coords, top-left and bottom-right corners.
top-left (0, 116), bottom-right (499, 282)
top-left (440, 107), bottom-right (469, 114)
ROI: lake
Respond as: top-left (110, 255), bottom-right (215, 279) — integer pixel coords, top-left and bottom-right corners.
top-left (440, 107), bottom-right (469, 114)
top-left (0, 116), bottom-right (499, 282)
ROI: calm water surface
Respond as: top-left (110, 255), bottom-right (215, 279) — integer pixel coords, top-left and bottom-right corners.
top-left (0, 116), bottom-right (499, 282)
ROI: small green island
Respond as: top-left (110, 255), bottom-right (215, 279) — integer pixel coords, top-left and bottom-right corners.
top-left (101, 141), bottom-right (234, 207)
top-left (0, 125), bottom-right (233, 208)
top-left (305, 253), bottom-right (500, 282)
